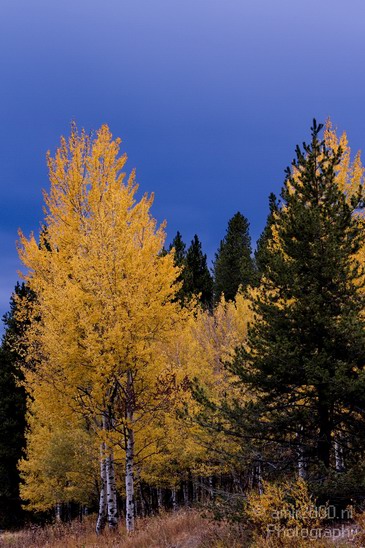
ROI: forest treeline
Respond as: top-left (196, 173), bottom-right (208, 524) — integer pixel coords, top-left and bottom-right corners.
top-left (2, 120), bottom-right (365, 541)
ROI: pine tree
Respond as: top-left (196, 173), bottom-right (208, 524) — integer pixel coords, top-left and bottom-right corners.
top-left (216, 121), bottom-right (365, 485)
top-left (254, 193), bottom-right (278, 278)
top-left (213, 212), bottom-right (255, 301)
top-left (184, 235), bottom-right (213, 308)
top-left (0, 283), bottom-right (28, 527)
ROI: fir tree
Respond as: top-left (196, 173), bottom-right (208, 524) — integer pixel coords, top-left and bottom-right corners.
top-left (213, 212), bottom-right (255, 301)
top-left (185, 235), bottom-right (213, 308)
top-left (210, 121), bottom-right (365, 486)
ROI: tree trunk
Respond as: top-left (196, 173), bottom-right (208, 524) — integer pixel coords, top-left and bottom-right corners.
top-left (157, 487), bottom-right (163, 510)
top-left (208, 476), bottom-right (214, 500)
top-left (297, 426), bottom-right (306, 479)
top-left (96, 442), bottom-right (108, 535)
top-left (256, 461), bottom-right (264, 495)
top-left (298, 451), bottom-right (306, 479)
top-left (55, 502), bottom-right (62, 523)
top-left (171, 488), bottom-right (178, 511)
top-left (79, 505), bottom-right (88, 522)
top-left (65, 502), bottom-right (72, 522)
top-left (139, 482), bottom-right (149, 517)
top-left (106, 449), bottom-right (118, 529)
top-left (192, 479), bottom-right (198, 504)
top-left (125, 369), bottom-right (135, 533)
top-left (335, 435), bottom-right (345, 472)
top-left (183, 481), bottom-right (189, 506)
top-left (318, 399), bottom-right (331, 469)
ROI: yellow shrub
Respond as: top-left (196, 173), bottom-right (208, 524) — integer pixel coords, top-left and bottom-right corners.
top-left (246, 478), bottom-right (329, 546)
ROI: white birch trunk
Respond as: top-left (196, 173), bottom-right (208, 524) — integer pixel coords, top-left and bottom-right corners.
top-left (297, 426), bottom-right (306, 479)
top-left (248, 467), bottom-right (254, 490)
top-left (106, 450), bottom-right (118, 529)
top-left (96, 442), bottom-right (108, 535)
top-left (335, 437), bottom-right (345, 472)
top-left (298, 442), bottom-right (306, 479)
top-left (298, 454), bottom-right (306, 479)
top-left (125, 369), bottom-right (135, 533)
top-left (171, 488), bottom-right (178, 511)
top-left (157, 487), bottom-right (163, 510)
top-left (100, 412), bottom-right (119, 530)
top-left (55, 502), bottom-right (62, 523)
top-left (257, 461), bottom-right (264, 495)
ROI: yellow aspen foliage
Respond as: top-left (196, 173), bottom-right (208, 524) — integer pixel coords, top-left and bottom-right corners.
top-left (141, 291), bottom-right (254, 487)
top-left (19, 383), bottom-right (98, 511)
top-left (246, 478), bottom-right (326, 545)
top-left (324, 120), bottom-right (365, 289)
top-left (17, 124), bottom-right (187, 531)
top-left (324, 119), bottom-right (364, 200)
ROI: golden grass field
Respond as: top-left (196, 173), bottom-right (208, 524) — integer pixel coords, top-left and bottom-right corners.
top-left (2, 508), bottom-right (364, 547)
top-left (0, 510), bottom-right (246, 548)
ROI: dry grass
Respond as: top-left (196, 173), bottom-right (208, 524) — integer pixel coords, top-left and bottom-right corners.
top-left (3, 509), bottom-right (363, 547)
top-left (0, 510), bottom-right (245, 548)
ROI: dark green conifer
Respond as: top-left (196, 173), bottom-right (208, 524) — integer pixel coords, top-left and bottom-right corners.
top-left (168, 231), bottom-right (188, 305)
top-left (213, 212), bottom-right (255, 301)
top-left (201, 121), bottom-right (365, 489)
top-left (254, 193), bottom-right (278, 278)
top-left (0, 283), bottom-right (30, 527)
top-left (169, 231), bottom-right (186, 267)
top-left (185, 235), bottom-right (213, 308)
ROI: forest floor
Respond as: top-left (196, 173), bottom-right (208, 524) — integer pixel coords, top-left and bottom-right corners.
top-left (1, 509), bottom-right (364, 547)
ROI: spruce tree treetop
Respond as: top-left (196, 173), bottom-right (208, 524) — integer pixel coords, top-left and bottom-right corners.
top-left (254, 193), bottom-right (278, 279)
top-left (185, 234), bottom-right (213, 308)
top-left (169, 231), bottom-right (186, 267)
top-left (213, 212), bottom-right (255, 302)
top-left (166, 231), bottom-right (212, 308)
top-left (168, 231), bottom-right (187, 305)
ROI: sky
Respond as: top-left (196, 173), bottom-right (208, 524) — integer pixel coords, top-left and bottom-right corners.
top-left (1, 0), bottom-right (365, 325)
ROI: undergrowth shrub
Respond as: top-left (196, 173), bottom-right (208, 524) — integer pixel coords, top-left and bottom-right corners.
top-left (245, 478), bottom-right (328, 546)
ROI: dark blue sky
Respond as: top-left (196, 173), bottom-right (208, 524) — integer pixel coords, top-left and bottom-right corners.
top-left (1, 0), bottom-right (365, 323)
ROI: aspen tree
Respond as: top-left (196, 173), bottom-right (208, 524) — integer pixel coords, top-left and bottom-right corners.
top-left (140, 292), bottom-right (253, 501)
top-left (17, 124), bottom-right (184, 533)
